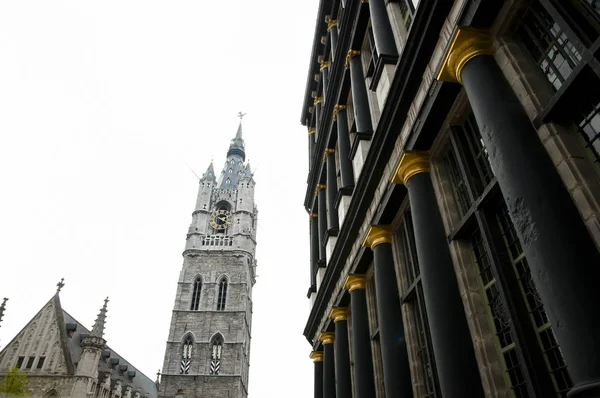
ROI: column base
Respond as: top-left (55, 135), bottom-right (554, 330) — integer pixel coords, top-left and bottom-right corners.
top-left (568, 381), bottom-right (600, 398)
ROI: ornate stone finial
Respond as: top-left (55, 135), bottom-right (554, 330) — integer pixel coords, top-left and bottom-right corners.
top-left (333, 104), bottom-right (346, 121)
top-left (437, 27), bottom-right (494, 84)
top-left (329, 307), bottom-right (348, 323)
top-left (319, 61), bottom-right (329, 72)
top-left (345, 50), bottom-right (360, 69)
top-left (56, 278), bottom-right (65, 293)
top-left (0, 298), bottom-right (7, 327)
top-left (91, 297), bottom-right (109, 338)
top-left (327, 19), bottom-right (338, 32)
top-left (315, 184), bottom-right (327, 196)
top-left (313, 97), bottom-right (323, 106)
top-left (309, 351), bottom-right (324, 363)
top-left (344, 275), bottom-right (366, 292)
top-left (392, 151), bottom-right (431, 186)
top-left (363, 226), bottom-right (392, 250)
top-left (155, 370), bottom-right (161, 385)
top-left (319, 332), bottom-right (335, 345)
top-left (237, 111), bottom-right (246, 121)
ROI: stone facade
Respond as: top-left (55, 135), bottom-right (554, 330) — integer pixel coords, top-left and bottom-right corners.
top-left (158, 123), bottom-right (257, 398)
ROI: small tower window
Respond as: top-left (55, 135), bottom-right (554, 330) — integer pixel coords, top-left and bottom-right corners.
top-left (209, 334), bottom-right (224, 375)
top-left (180, 335), bottom-right (193, 374)
top-left (217, 278), bottom-right (228, 311)
top-left (228, 168), bottom-right (233, 174)
top-left (190, 277), bottom-right (202, 311)
top-left (226, 178), bottom-right (230, 184)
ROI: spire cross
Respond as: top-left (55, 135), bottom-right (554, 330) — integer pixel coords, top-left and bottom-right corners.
top-left (237, 111), bottom-right (246, 121)
top-left (56, 278), bottom-right (65, 293)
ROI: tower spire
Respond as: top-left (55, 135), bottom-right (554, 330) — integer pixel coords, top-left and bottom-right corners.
top-left (0, 298), bottom-right (7, 329)
top-left (91, 297), bottom-right (109, 338)
top-left (202, 161), bottom-right (216, 180)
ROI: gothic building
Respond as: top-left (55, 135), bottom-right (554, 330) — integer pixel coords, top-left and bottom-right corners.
top-left (0, 285), bottom-right (158, 398)
top-left (301, 1), bottom-right (600, 398)
top-left (158, 121), bottom-right (257, 398)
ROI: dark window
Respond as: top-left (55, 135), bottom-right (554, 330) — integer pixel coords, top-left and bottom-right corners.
top-left (190, 277), bottom-right (202, 311)
top-left (365, 26), bottom-right (378, 79)
top-left (443, 112), bottom-right (573, 396)
top-left (398, 212), bottom-right (440, 397)
top-left (36, 357), bottom-right (45, 369)
top-left (577, 101), bottom-right (600, 166)
top-left (25, 357), bottom-right (35, 369)
top-left (16, 356), bottom-right (25, 369)
top-left (217, 278), bottom-right (228, 311)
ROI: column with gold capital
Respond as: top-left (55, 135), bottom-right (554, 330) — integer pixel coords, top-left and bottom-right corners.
top-left (314, 96), bottom-right (323, 138)
top-left (329, 308), bottom-right (351, 398)
top-left (367, 0), bottom-right (398, 63)
top-left (393, 152), bottom-right (483, 398)
top-left (363, 227), bottom-right (411, 398)
top-left (344, 276), bottom-right (376, 398)
top-left (320, 332), bottom-right (336, 398)
top-left (310, 351), bottom-right (324, 398)
top-left (320, 62), bottom-right (330, 104)
top-left (308, 127), bottom-right (316, 168)
top-left (324, 149), bottom-right (340, 233)
top-left (346, 50), bottom-right (373, 136)
top-left (327, 19), bottom-right (338, 62)
top-left (316, 184), bottom-right (328, 265)
top-left (438, 27), bottom-right (600, 397)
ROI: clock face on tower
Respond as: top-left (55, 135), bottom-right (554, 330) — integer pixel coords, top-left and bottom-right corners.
top-left (210, 209), bottom-right (232, 230)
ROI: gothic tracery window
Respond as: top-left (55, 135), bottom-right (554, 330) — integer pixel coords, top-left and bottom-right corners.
top-left (217, 278), bottom-right (228, 311)
top-left (209, 334), bottom-right (223, 375)
top-left (180, 335), bottom-right (193, 374)
top-left (190, 277), bottom-right (202, 311)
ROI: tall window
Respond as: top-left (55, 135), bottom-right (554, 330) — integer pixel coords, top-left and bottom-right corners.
top-left (397, 212), bottom-right (440, 397)
top-left (180, 335), bottom-right (193, 374)
top-left (190, 277), bottom-right (202, 311)
top-left (209, 334), bottom-right (223, 375)
top-left (217, 278), bottom-right (228, 311)
top-left (442, 112), bottom-right (572, 396)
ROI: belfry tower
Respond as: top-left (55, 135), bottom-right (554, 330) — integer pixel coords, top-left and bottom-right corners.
top-left (159, 118), bottom-right (257, 398)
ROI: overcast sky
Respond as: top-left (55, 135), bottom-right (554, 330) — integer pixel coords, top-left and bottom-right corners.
top-left (0, 1), bottom-right (318, 396)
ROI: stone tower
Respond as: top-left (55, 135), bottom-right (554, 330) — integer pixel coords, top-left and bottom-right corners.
top-left (158, 121), bottom-right (257, 398)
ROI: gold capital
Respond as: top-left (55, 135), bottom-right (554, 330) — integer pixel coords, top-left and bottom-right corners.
top-left (309, 351), bottom-right (323, 363)
top-left (314, 97), bottom-right (323, 106)
top-left (392, 151), bottom-right (431, 185)
top-left (327, 19), bottom-right (338, 32)
top-left (363, 226), bottom-right (392, 250)
top-left (345, 50), bottom-right (360, 69)
top-left (309, 213), bottom-right (318, 222)
top-left (320, 61), bottom-right (329, 72)
top-left (315, 184), bottom-right (327, 196)
top-left (329, 307), bottom-right (348, 323)
top-left (319, 332), bottom-right (335, 345)
top-left (437, 27), bottom-right (494, 84)
top-left (344, 275), bottom-right (366, 292)
top-left (333, 104), bottom-right (346, 121)
top-left (308, 127), bottom-right (316, 135)
top-left (323, 148), bottom-right (335, 162)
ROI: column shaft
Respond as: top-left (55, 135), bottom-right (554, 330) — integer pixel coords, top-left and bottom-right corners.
top-left (334, 321), bottom-right (352, 398)
top-left (323, 343), bottom-right (336, 398)
top-left (310, 216), bottom-right (319, 288)
top-left (322, 67), bottom-right (329, 104)
top-left (336, 108), bottom-right (355, 189)
top-left (349, 55), bottom-right (373, 134)
top-left (349, 289), bottom-right (376, 398)
top-left (461, 54), bottom-right (600, 396)
top-left (330, 26), bottom-right (338, 61)
top-left (373, 243), bottom-right (412, 398)
top-left (315, 361), bottom-right (324, 398)
top-left (318, 189), bottom-right (327, 263)
top-left (407, 171), bottom-right (483, 397)
top-left (315, 101), bottom-right (322, 137)
top-left (326, 152), bottom-right (340, 232)
top-left (309, 131), bottom-right (315, 168)
top-left (368, 0), bottom-right (398, 59)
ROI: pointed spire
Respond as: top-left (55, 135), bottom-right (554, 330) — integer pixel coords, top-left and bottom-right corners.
top-left (91, 297), bottom-right (109, 338)
top-left (201, 161), bottom-right (216, 180)
top-left (236, 121), bottom-right (243, 140)
top-left (0, 298), bottom-right (7, 328)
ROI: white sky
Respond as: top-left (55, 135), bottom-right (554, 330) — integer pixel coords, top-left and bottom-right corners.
top-left (0, 1), bottom-right (319, 396)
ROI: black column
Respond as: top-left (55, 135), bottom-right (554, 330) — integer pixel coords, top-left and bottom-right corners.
top-left (347, 51), bottom-right (373, 134)
top-left (321, 63), bottom-right (329, 104)
top-left (321, 333), bottom-right (336, 398)
top-left (308, 128), bottom-right (316, 168)
top-left (438, 29), bottom-right (600, 395)
top-left (325, 150), bottom-right (340, 233)
top-left (315, 99), bottom-right (322, 137)
top-left (368, 0), bottom-right (398, 60)
top-left (335, 106), bottom-right (355, 189)
top-left (317, 185), bottom-right (327, 264)
top-left (309, 214), bottom-right (319, 289)
top-left (311, 352), bottom-right (324, 398)
top-left (365, 227), bottom-right (412, 398)
top-left (330, 308), bottom-right (352, 398)
top-left (394, 154), bottom-right (483, 398)
top-left (345, 276), bottom-right (376, 398)
top-left (328, 20), bottom-right (338, 61)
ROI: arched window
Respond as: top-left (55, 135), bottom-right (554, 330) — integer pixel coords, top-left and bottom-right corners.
top-left (217, 278), bottom-right (228, 311)
top-left (180, 335), bottom-right (193, 374)
top-left (209, 334), bottom-right (224, 375)
top-left (190, 277), bottom-right (202, 311)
